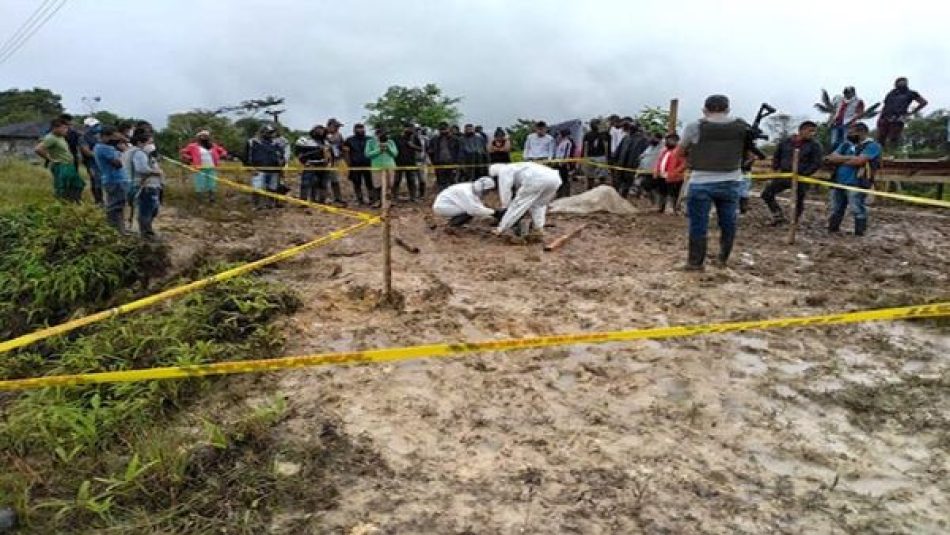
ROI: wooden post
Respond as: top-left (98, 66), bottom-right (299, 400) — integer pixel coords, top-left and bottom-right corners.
top-left (667, 98), bottom-right (679, 134)
top-left (381, 170), bottom-right (393, 302)
top-left (787, 148), bottom-right (801, 244)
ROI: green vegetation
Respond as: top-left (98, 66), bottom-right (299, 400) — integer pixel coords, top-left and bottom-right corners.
top-left (0, 158), bottom-right (51, 208)
top-left (0, 202), bottom-right (169, 340)
top-left (0, 181), bottom-right (305, 531)
top-left (364, 83), bottom-right (463, 131)
top-left (0, 88), bottom-right (64, 124)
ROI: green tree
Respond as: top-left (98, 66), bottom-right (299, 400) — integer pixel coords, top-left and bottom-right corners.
top-left (636, 106), bottom-right (676, 135)
top-left (364, 84), bottom-right (462, 132)
top-left (902, 109), bottom-right (949, 156)
top-left (0, 87), bottom-right (64, 124)
top-left (155, 110), bottom-right (244, 159)
top-left (506, 118), bottom-right (538, 151)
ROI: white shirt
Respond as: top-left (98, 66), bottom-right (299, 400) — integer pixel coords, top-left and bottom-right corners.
top-left (523, 133), bottom-right (555, 160)
top-left (609, 126), bottom-right (626, 154)
top-left (198, 147), bottom-right (215, 168)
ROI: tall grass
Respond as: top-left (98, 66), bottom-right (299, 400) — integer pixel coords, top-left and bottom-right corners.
top-left (0, 203), bottom-right (170, 340)
top-left (0, 158), bottom-right (53, 208)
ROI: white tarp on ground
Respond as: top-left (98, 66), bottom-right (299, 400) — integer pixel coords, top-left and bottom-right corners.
top-left (548, 185), bottom-right (636, 215)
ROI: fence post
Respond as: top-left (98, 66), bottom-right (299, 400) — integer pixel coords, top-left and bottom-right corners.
top-left (668, 98), bottom-right (679, 134)
top-left (787, 148), bottom-right (802, 244)
top-left (381, 169), bottom-right (393, 303)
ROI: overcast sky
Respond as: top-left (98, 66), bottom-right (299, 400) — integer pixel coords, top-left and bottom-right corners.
top-left (2, 0), bottom-right (947, 132)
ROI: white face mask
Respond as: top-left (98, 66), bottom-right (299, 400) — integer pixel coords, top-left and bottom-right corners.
top-left (144, 143), bottom-right (156, 153)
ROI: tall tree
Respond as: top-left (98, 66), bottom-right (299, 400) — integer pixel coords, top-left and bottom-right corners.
top-left (365, 84), bottom-right (462, 132)
top-left (155, 110), bottom-right (244, 159)
top-left (901, 109), bottom-right (949, 156)
top-left (0, 87), bottom-right (64, 124)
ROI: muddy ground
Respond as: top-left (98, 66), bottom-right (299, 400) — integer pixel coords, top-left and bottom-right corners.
top-left (157, 175), bottom-right (949, 534)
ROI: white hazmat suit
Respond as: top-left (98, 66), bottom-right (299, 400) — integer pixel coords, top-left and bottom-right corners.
top-left (432, 176), bottom-right (496, 219)
top-left (490, 162), bottom-right (561, 233)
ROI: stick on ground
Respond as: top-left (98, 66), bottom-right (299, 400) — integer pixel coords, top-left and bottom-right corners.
top-left (543, 223), bottom-right (589, 252)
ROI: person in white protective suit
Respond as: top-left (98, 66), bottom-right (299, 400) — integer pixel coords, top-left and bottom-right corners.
top-left (490, 162), bottom-right (562, 237)
top-left (431, 176), bottom-right (502, 227)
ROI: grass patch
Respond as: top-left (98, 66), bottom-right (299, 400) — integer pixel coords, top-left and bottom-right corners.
top-left (0, 203), bottom-right (169, 340)
top-left (0, 158), bottom-right (53, 208)
top-left (0, 270), bottom-right (302, 532)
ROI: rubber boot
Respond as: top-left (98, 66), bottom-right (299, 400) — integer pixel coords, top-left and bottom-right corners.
top-left (331, 182), bottom-right (346, 206)
top-left (828, 211), bottom-right (844, 233)
top-left (408, 179), bottom-right (419, 202)
top-left (854, 218), bottom-right (867, 236)
top-left (418, 176), bottom-right (426, 198)
top-left (739, 197), bottom-right (749, 214)
top-left (684, 237), bottom-right (706, 271)
top-left (449, 213), bottom-right (473, 227)
top-left (717, 232), bottom-right (735, 268)
top-left (657, 194), bottom-right (667, 213)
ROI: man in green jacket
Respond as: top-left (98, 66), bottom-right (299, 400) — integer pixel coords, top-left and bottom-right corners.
top-left (365, 128), bottom-right (398, 209)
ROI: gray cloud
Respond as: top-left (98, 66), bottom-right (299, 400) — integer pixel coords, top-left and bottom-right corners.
top-left (2, 0), bottom-right (947, 132)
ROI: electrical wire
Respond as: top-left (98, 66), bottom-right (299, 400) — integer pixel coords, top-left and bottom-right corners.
top-left (0, 0), bottom-right (56, 59)
top-left (0, 0), bottom-right (67, 66)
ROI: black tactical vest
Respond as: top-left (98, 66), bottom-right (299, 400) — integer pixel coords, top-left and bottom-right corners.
top-left (687, 119), bottom-right (749, 172)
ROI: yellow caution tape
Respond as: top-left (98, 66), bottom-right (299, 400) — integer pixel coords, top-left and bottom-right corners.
top-left (216, 176), bottom-right (376, 221)
top-left (583, 159), bottom-right (794, 180)
top-left (210, 158), bottom-right (587, 173)
top-left (163, 157), bottom-right (376, 221)
top-left (797, 176), bottom-right (950, 209)
top-left (2, 301), bottom-right (946, 391)
top-left (0, 218), bottom-right (379, 356)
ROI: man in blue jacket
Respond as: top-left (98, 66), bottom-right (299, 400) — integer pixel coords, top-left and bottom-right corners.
top-left (825, 123), bottom-right (881, 236)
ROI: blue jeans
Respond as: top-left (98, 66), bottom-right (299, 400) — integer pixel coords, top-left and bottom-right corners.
top-left (829, 188), bottom-right (867, 221)
top-left (104, 181), bottom-right (130, 232)
top-left (687, 180), bottom-right (740, 241)
top-left (137, 186), bottom-right (161, 237)
top-left (830, 125), bottom-right (847, 151)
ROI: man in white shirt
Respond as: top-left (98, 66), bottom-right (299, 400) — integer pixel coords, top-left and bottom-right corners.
top-left (522, 121), bottom-right (555, 161)
top-left (608, 115), bottom-right (627, 156)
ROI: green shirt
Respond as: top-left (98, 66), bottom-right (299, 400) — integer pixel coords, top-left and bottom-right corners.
top-left (41, 134), bottom-right (73, 164)
top-left (365, 138), bottom-right (398, 169)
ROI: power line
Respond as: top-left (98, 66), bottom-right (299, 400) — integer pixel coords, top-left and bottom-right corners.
top-left (0, 0), bottom-right (56, 59)
top-left (0, 0), bottom-right (67, 66)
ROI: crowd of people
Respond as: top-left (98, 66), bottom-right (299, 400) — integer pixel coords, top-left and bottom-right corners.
top-left (32, 76), bottom-right (926, 266)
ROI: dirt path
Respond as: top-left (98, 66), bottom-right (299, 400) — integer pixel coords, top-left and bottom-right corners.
top-left (161, 182), bottom-right (949, 534)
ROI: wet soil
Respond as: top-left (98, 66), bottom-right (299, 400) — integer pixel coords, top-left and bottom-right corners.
top-left (159, 179), bottom-right (949, 534)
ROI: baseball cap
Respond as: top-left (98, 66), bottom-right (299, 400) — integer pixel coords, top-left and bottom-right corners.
top-left (83, 117), bottom-right (100, 127)
top-left (327, 118), bottom-right (344, 126)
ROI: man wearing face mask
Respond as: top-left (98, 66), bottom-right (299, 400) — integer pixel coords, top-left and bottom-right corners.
top-left (394, 123), bottom-right (423, 202)
top-left (459, 124), bottom-right (489, 182)
top-left (825, 123), bottom-right (881, 236)
top-left (246, 124), bottom-right (286, 208)
top-left (427, 122), bottom-right (461, 191)
top-left (94, 126), bottom-right (132, 231)
top-left (344, 123), bottom-right (374, 205)
top-left (761, 121), bottom-right (824, 226)
top-left (129, 132), bottom-right (164, 239)
top-left (180, 130), bottom-right (228, 203)
top-left (877, 77), bottom-right (928, 149)
top-left (294, 125), bottom-right (333, 203)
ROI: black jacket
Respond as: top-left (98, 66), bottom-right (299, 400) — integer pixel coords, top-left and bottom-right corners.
top-left (772, 136), bottom-right (824, 176)
top-left (344, 135), bottom-right (371, 167)
top-left (614, 132), bottom-right (648, 171)
top-left (428, 134), bottom-right (460, 165)
top-left (246, 138), bottom-right (285, 167)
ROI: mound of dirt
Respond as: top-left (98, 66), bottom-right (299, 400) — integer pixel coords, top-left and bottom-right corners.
top-left (549, 185), bottom-right (636, 215)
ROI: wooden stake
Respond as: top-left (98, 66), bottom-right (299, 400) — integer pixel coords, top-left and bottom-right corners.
top-left (381, 170), bottom-right (393, 302)
top-left (668, 98), bottom-right (679, 134)
top-left (787, 148), bottom-right (801, 245)
top-left (543, 223), bottom-right (589, 252)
